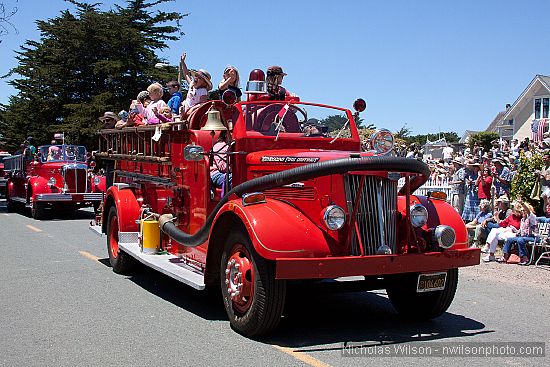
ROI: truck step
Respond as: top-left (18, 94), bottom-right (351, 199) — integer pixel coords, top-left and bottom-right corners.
top-left (119, 242), bottom-right (205, 290)
top-left (88, 224), bottom-right (104, 237)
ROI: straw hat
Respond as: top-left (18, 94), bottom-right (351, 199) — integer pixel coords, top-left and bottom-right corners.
top-left (191, 69), bottom-right (213, 91)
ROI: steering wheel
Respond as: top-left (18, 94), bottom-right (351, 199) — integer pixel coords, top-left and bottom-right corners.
top-left (253, 104), bottom-right (307, 133)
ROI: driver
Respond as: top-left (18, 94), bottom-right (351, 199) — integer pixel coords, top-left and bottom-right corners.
top-left (303, 122), bottom-right (328, 137)
top-left (47, 141), bottom-right (61, 161)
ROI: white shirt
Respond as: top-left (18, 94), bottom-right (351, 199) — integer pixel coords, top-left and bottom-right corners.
top-left (442, 146), bottom-right (454, 160)
top-left (183, 86), bottom-right (208, 112)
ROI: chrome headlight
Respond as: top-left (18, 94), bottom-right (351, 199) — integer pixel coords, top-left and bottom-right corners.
top-left (410, 204), bottom-right (428, 227)
top-left (322, 205), bottom-right (346, 230)
top-left (48, 177), bottom-right (57, 186)
top-left (369, 129), bottom-right (395, 155)
top-left (93, 177), bottom-right (101, 185)
top-left (433, 225), bottom-right (456, 249)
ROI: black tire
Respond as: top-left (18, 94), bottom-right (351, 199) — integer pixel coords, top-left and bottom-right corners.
top-left (106, 206), bottom-right (135, 274)
top-left (386, 268), bottom-right (458, 320)
top-left (31, 201), bottom-right (45, 220)
top-left (6, 193), bottom-right (16, 213)
top-left (220, 229), bottom-right (286, 337)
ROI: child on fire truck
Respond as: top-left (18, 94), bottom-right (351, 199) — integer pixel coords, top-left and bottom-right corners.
top-left (180, 52), bottom-right (212, 113)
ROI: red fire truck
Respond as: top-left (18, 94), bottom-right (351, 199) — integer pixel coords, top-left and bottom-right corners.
top-left (4, 144), bottom-right (105, 219)
top-left (90, 76), bottom-right (479, 336)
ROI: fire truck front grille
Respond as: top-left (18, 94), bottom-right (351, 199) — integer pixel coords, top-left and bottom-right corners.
top-left (64, 168), bottom-right (87, 193)
top-left (344, 175), bottom-right (397, 256)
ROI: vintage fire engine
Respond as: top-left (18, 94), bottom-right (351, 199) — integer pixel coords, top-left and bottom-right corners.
top-left (4, 144), bottom-right (105, 219)
top-left (0, 151), bottom-right (11, 197)
top-left (90, 72), bottom-right (479, 336)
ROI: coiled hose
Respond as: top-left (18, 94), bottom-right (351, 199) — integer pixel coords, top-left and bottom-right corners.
top-left (159, 156), bottom-right (430, 247)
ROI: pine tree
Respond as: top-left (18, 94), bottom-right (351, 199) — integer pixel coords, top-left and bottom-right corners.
top-left (0, 0), bottom-right (185, 150)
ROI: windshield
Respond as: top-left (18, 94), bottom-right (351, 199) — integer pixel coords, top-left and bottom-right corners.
top-left (39, 145), bottom-right (87, 162)
top-left (242, 102), bottom-right (355, 139)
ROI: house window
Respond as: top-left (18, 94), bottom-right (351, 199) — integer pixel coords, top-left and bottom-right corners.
top-left (534, 97), bottom-right (550, 119)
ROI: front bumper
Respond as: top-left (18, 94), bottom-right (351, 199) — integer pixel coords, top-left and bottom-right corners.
top-left (34, 193), bottom-right (103, 202)
top-left (275, 248), bottom-right (480, 279)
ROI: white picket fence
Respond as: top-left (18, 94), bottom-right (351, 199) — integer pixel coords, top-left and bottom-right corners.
top-left (398, 177), bottom-right (452, 202)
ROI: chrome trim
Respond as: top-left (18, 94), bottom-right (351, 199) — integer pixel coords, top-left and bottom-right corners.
top-left (245, 80), bottom-right (267, 94)
top-left (410, 204), bottom-right (428, 227)
top-left (323, 205), bottom-right (346, 230)
top-left (34, 193), bottom-right (103, 202)
top-left (345, 175), bottom-right (397, 255)
top-left (242, 192), bottom-right (266, 206)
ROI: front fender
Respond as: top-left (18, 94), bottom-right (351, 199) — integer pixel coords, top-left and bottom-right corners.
top-left (28, 176), bottom-right (50, 197)
top-left (213, 198), bottom-right (332, 260)
top-left (105, 186), bottom-right (140, 233)
top-left (399, 195), bottom-right (468, 249)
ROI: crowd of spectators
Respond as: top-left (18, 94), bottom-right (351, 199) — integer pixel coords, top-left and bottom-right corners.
top-left (395, 136), bottom-right (550, 265)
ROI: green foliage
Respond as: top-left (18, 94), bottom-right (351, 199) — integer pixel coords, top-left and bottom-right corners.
top-left (402, 132), bottom-right (460, 146)
top-left (395, 124), bottom-right (412, 139)
top-left (468, 131), bottom-right (499, 151)
top-left (0, 0), bottom-right (186, 150)
top-left (511, 153), bottom-right (544, 208)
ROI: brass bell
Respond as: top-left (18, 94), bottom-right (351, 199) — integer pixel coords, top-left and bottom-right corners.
top-left (201, 109), bottom-right (227, 131)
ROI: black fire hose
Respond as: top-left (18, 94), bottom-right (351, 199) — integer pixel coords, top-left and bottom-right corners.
top-left (159, 156), bottom-right (430, 247)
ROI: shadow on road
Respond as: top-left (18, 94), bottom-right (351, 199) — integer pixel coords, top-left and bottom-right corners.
top-left (261, 289), bottom-right (490, 348)
top-left (126, 266), bottom-right (228, 321)
top-left (113, 261), bottom-right (489, 345)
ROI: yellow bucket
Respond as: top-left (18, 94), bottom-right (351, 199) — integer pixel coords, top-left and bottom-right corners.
top-left (140, 219), bottom-right (160, 254)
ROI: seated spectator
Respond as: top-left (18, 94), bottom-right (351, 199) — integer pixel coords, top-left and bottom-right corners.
top-left (210, 131), bottom-right (232, 191)
top-left (166, 80), bottom-right (183, 114)
top-left (180, 52), bottom-right (212, 113)
top-left (465, 200), bottom-right (493, 248)
top-left (99, 112), bottom-right (118, 129)
top-left (482, 202), bottom-right (523, 262)
top-left (218, 66), bottom-right (242, 101)
top-left (480, 196), bottom-right (512, 250)
top-left (499, 199), bottom-right (537, 265)
top-left (157, 106), bottom-right (173, 123)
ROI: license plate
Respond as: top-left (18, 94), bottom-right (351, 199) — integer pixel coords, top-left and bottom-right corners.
top-left (416, 272), bottom-right (447, 293)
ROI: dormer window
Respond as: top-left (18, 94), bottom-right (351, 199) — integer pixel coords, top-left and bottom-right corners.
top-left (534, 97), bottom-right (549, 119)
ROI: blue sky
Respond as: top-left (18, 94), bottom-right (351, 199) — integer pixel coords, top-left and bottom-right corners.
top-left (1, 0), bottom-right (549, 135)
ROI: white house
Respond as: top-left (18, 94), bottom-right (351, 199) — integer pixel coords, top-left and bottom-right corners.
top-left (491, 75), bottom-right (550, 141)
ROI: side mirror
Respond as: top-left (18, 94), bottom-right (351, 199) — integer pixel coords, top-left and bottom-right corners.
top-left (184, 145), bottom-right (205, 161)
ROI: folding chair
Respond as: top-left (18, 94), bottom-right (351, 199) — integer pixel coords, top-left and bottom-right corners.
top-left (530, 218), bottom-right (550, 268)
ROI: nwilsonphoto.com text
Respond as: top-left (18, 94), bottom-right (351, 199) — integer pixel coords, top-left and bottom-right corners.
top-left (341, 342), bottom-right (545, 358)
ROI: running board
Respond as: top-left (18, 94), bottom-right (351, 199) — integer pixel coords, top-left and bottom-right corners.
top-left (89, 224), bottom-right (104, 237)
top-left (118, 242), bottom-right (205, 290)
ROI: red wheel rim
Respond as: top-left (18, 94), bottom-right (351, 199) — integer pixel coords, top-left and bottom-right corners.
top-left (225, 244), bottom-right (254, 314)
top-left (109, 214), bottom-right (119, 259)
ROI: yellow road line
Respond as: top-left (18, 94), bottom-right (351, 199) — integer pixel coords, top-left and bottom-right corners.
top-left (26, 225), bottom-right (42, 232)
top-left (273, 346), bottom-right (333, 367)
top-left (79, 251), bottom-right (100, 262)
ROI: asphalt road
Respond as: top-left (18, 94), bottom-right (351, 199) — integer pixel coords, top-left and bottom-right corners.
top-left (0, 199), bottom-right (548, 367)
